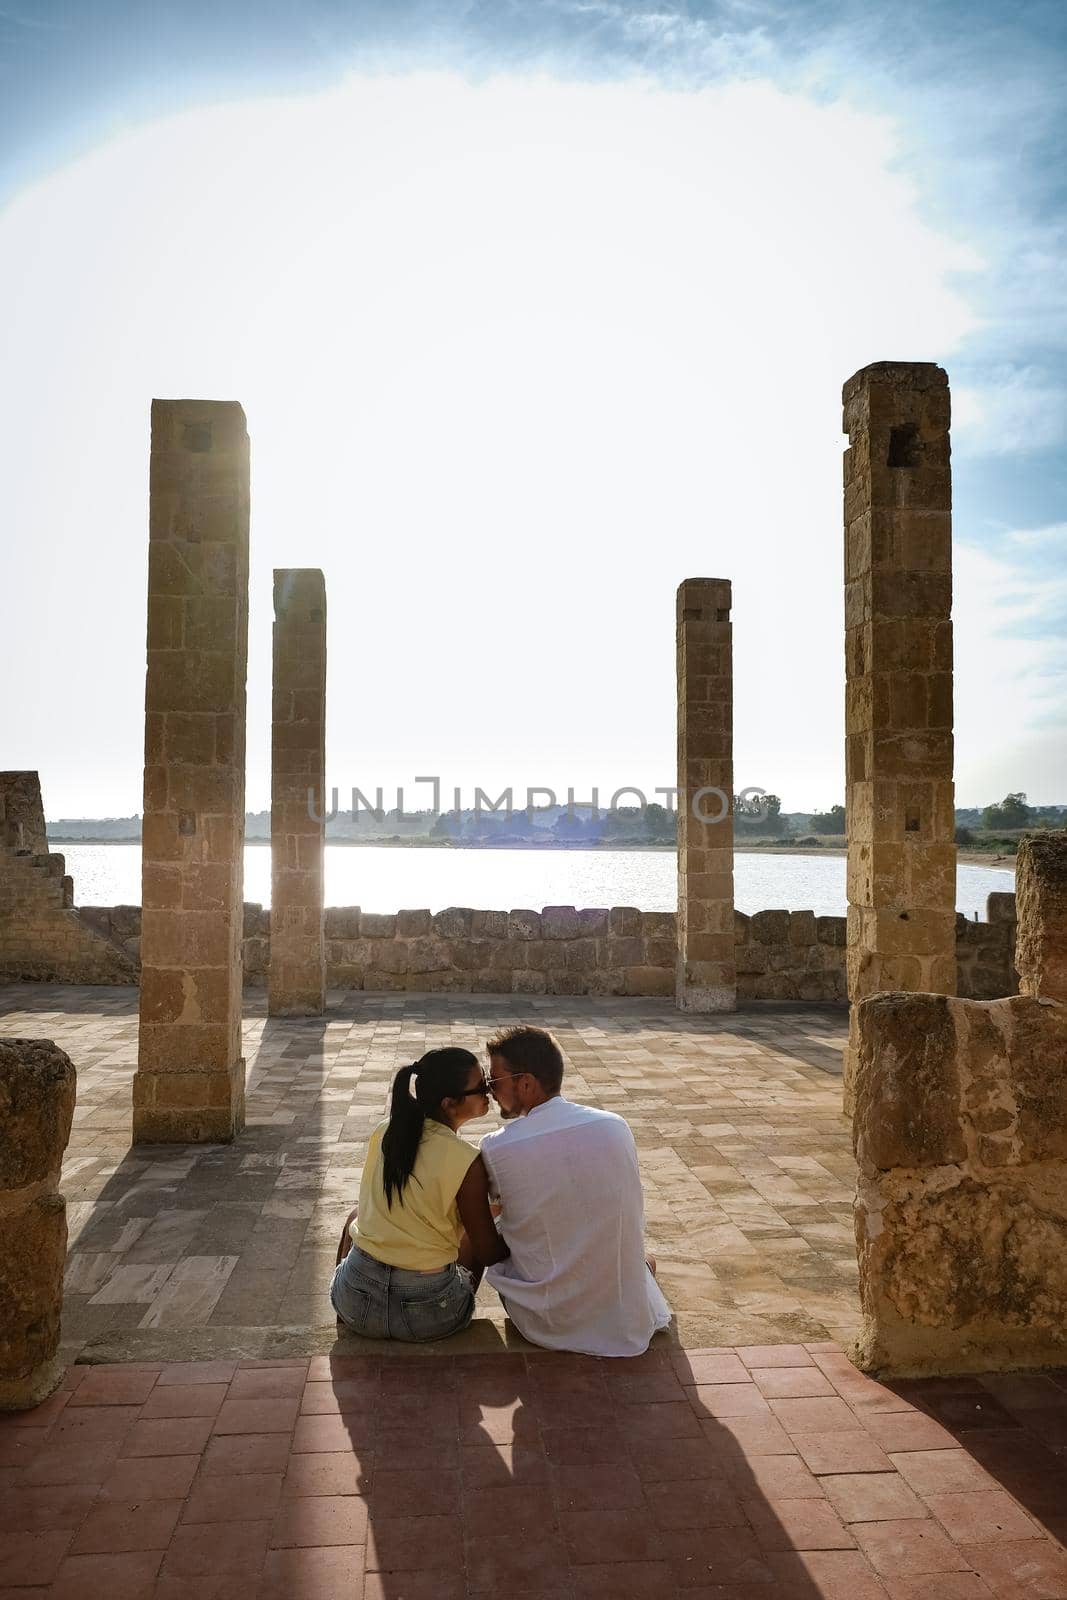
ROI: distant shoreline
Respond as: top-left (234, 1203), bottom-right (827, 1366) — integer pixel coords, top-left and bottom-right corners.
top-left (49, 837), bottom-right (1016, 873)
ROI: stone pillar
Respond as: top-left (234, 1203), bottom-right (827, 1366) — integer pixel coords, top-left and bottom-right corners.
top-left (676, 578), bottom-right (736, 1012)
top-left (0, 1040), bottom-right (76, 1410)
top-left (134, 400), bottom-right (250, 1143)
top-left (269, 568), bottom-right (327, 1017)
top-left (1015, 832), bottom-right (1067, 1003)
top-left (853, 991), bottom-right (1067, 1376)
top-left (843, 363), bottom-right (956, 1110)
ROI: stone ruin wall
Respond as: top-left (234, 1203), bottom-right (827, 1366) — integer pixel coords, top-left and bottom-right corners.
top-left (0, 774), bottom-right (136, 986)
top-left (21, 895), bottom-right (1018, 1003)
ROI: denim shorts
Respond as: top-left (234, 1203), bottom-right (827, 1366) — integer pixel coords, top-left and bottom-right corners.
top-left (330, 1246), bottom-right (475, 1343)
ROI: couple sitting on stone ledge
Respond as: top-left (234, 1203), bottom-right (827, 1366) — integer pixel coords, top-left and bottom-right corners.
top-left (330, 1025), bottom-right (672, 1357)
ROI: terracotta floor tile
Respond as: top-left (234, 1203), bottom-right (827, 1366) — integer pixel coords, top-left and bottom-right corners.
top-left (752, 1366), bottom-right (837, 1399)
top-left (883, 1575), bottom-right (996, 1598)
top-left (120, 1416), bottom-right (214, 1457)
top-left (139, 1382), bottom-right (228, 1419)
top-left (672, 1350), bottom-right (750, 1385)
top-left (259, 1544), bottom-right (366, 1600)
top-left (960, 1539), bottom-right (1067, 1599)
top-left (365, 1513), bottom-right (462, 1572)
top-left (153, 1576), bottom-right (236, 1600)
top-left (460, 1444), bottom-right (549, 1486)
top-left (160, 1519), bottom-right (271, 1577)
top-left (373, 1430), bottom-right (459, 1470)
top-left (616, 1399), bottom-right (704, 1439)
top-left (465, 1482), bottom-right (556, 1532)
top-left (49, 1549), bottom-right (163, 1600)
top-left (69, 1497), bottom-right (183, 1554)
top-left (299, 1379), bottom-right (380, 1415)
top-left (644, 1476), bottom-right (748, 1529)
top-left (665, 1525), bottom-right (774, 1586)
top-left (363, 1573), bottom-right (464, 1600)
top-left (703, 1413), bottom-right (797, 1455)
top-left (306, 1354), bottom-right (381, 1383)
top-left (793, 1430), bottom-right (895, 1475)
top-left (466, 1530), bottom-right (570, 1590)
top-left (21, 1436), bottom-right (123, 1487)
top-left (821, 1471), bottom-right (929, 1523)
top-left (550, 1462), bottom-right (646, 1510)
top-left (688, 1383), bottom-right (773, 1420)
top-left (924, 1394), bottom-right (1025, 1432)
top-left (54, 1406), bottom-right (142, 1443)
top-left (862, 1412), bottom-right (960, 1453)
top-left (560, 1506), bottom-right (668, 1564)
top-left (743, 1494), bottom-right (856, 1550)
top-left (631, 1436), bottom-right (731, 1481)
top-left (155, 1361), bottom-right (238, 1387)
top-left (571, 1559), bottom-right (675, 1596)
top-left (284, 1451), bottom-right (370, 1497)
top-left (0, 1483), bottom-right (98, 1532)
top-left (369, 1466), bottom-right (460, 1518)
top-left (292, 1412), bottom-right (374, 1453)
top-left (99, 1455), bottom-right (199, 1500)
top-left (271, 1493), bottom-right (369, 1548)
top-left (181, 1470), bottom-right (284, 1523)
top-left (738, 1345), bottom-right (816, 1369)
top-left (212, 1396), bottom-right (300, 1434)
top-left (890, 1448), bottom-right (999, 1495)
top-left (201, 1431), bottom-right (295, 1476)
top-left (852, 1517), bottom-right (971, 1576)
top-left (770, 1396), bottom-right (865, 1435)
top-left (724, 1451), bottom-right (825, 1498)
top-left (0, 1528), bottom-right (73, 1585)
top-left (766, 1547), bottom-right (893, 1598)
top-left (229, 1366), bottom-right (308, 1400)
top-left (542, 1425), bottom-right (628, 1465)
top-left (606, 1372), bottom-right (687, 1405)
top-left (67, 1370), bottom-right (159, 1408)
top-left (924, 1490), bottom-right (1044, 1545)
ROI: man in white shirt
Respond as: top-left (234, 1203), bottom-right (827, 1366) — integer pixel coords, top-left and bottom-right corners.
top-left (479, 1024), bottom-right (671, 1358)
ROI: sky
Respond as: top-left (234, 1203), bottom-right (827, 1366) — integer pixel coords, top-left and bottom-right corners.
top-left (1, 0), bottom-right (1064, 818)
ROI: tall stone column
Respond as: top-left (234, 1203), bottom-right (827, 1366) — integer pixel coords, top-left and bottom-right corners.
top-left (676, 578), bottom-right (736, 1012)
top-left (0, 1040), bottom-right (76, 1409)
top-left (269, 568), bottom-right (327, 1017)
top-left (134, 400), bottom-right (250, 1143)
top-left (843, 363), bottom-right (956, 1110)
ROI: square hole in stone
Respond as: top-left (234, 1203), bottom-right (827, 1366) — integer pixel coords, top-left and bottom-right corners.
top-left (181, 421), bottom-right (213, 452)
top-left (178, 811), bottom-right (197, 836)
top-left (887, 425), bottom-right (920, 468)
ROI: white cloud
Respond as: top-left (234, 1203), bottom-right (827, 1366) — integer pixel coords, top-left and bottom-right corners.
top-left (0, 71), bottom-right (983, 816)
top-left (954, 368), bottom-right (1067, 457)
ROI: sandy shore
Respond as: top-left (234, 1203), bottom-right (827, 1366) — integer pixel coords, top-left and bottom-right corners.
top-left (734, 845), bottom-right (1015, 872)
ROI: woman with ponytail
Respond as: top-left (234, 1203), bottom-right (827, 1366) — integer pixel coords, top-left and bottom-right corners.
top-left (330, 1047), bottom-right (507, 1341)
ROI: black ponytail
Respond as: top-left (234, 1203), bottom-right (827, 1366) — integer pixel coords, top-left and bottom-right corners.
top-left (380, 1047), bottom-right (480, 1207)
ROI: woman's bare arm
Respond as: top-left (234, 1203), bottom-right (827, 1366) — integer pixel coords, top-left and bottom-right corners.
top-left (456, 1156), bottom-right (509, 1268)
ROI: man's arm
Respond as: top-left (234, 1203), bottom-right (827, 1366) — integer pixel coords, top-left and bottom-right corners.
top-left (456, 1155), bottom-right (509, 1268)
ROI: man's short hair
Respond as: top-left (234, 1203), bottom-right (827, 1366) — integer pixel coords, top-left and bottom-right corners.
top-left (486, 1025), bottom-right (565, 1096)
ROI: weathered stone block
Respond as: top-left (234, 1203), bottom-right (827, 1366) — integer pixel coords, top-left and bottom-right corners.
top-left (986, 891), bottom-right (1017, 925)
top-left (609, 907), bottom-right (642, 938)
top-left (788, 910), bottom-right (817, 946)
top-left (471, 909), bottom-right (507, 940)
top-left (324, 906), bottom-right (361, 938)
top-left (577, 908), bottom-right (610, 938)
top-left (508, 909), bottom-right (542, 941)
top-left (0, 1039), bottom-right (75, 1410)
top-left (542, 906), bottom-right (580, 940)
top-left (361, 913), bottom-right (397, 939)
top-left (397, 909), bottom-right (433, 938)
top-left (1015, 833), bottom-right (1067, 1003)
top-left (751, 910), bottom-right (789, 945)
top-left (434, 907), bottom-right (474, 940)
top-left (853, 992), bottom-right (1067, 1376)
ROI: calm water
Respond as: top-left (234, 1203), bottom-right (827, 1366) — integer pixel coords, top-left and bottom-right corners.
top-left (57, 844), bottom-right (1014, 922)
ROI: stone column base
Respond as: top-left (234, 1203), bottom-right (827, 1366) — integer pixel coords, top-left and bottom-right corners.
top-left (0, 1353), bottom-right (65, 1413)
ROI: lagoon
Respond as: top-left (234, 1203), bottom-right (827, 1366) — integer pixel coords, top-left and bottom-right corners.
top-left (57, 843), bottom-right (1014, 922)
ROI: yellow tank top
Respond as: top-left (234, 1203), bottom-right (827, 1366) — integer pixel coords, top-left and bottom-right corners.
top-left (353, 1118), bottom-right (479, 1271)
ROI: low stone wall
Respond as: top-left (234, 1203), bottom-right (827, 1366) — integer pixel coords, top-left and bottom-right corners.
top-left (37, 894), bottom-right (1016, 1002)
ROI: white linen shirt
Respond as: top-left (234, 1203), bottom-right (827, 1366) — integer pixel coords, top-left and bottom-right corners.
top-left (480, 1097), bottom-right (672, 1358)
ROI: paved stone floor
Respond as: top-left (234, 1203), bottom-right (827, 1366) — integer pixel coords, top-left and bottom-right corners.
top-left (1, 1347), bottom-right (1065, 1597)
top-left (3, 986), bottom-right (1066, 1596)
top-left (0, 985), bottom-right (858, 1363)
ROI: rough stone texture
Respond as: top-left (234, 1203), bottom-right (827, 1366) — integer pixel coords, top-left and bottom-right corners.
top-left (134, 399), bottom-right (250, 1144)
top-left (853, 992), bottom-right (1067, 1376)
top-left (9, 894), bottom-right (1019, 1003)
top-left (677, 577), bottom-right (736, 1012)
top-left (0, 1039), bottom-right (75, 1410)
top-left (1014, 831), bottom-right (1067, 1003)
top-left (269, 569), bottom-right (326, 1018)
top-left (0, 774), bottom-right (136, 986)
top-left (843, 363), bottom-right (957, 1111)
